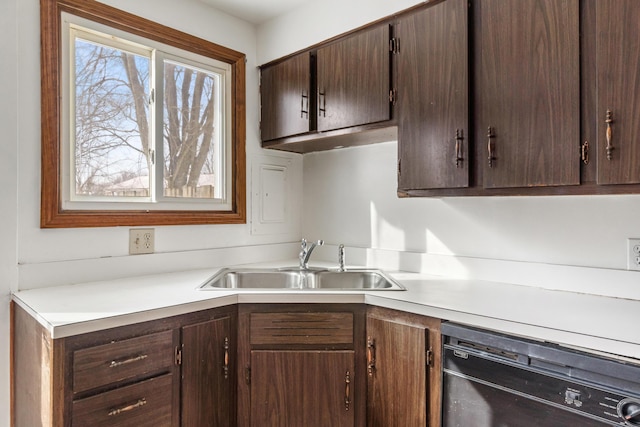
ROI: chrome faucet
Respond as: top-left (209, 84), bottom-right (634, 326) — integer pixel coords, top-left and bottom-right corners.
top-left (299, 238), bottom-right (324, 269)
top-left (338, 244), bottom-right (346, 272)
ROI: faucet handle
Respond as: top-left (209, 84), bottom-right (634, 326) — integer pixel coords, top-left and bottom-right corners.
top-left (338, 244), bottom-right (346, 272)
top-left (317, 239), bottom-right (324, 246)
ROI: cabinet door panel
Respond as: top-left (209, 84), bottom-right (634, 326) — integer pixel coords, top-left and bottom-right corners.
top-left (181, 316), bottom-right (233, 427)
top-left (251, 350), bottom-right (355, 427)
top-left (397, 0), bottom-right (469, 190)
top-left (367, 317), bottom-right (427, 427)
top-left (476, 0), bottom-right (580, 188)
top-left (317, 25), bottom-right (390, 131)
top-left (596, 0), bottom-right (640, 184)
top-left (261, 53), bottom-right (311, 141)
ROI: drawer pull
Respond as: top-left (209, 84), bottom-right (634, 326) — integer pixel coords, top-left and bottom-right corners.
top-left (109, 354), bottom-right (148, 368)
top-left (344, 370), bottom-right (351, 411)
top-left (487, 127), bottom-right (496, 168)
top-left (107, 398), bottom-right (147, 416)
top-left (223, 337), bottom-right (230, 379)
top-left (366, 336), bottom-right (376, 377)
top-left (455, 129), bottom-right (464, 168)
top-left (605, 109), bottom-right (614, 160)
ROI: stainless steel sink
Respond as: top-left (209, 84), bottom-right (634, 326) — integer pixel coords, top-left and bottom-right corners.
top-left (198, 268), bottom-right (405, 291)
top-left (311, 270), bottom-right (399, 289)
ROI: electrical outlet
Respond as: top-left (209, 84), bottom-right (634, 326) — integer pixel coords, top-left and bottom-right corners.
top-left (129, 228), bottom-right (154, 255)
top-left (628, 238), bottom-right (640, 271)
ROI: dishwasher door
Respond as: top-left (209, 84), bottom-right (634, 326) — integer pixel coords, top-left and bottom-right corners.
top-left (441, 323), bottom-right (640, 427)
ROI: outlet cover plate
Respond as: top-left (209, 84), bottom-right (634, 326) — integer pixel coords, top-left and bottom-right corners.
top-left (129, 228), bottom-right (155, 255)
top-left (627, 238), bottom-right (640, 271)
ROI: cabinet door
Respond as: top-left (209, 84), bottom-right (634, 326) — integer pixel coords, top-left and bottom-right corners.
top-left (397, 0), bottom-right (469, 191)
top-left (317, 25), bottom-right (390, 132)
top-left (251, 350), bottom-right (355, 427)
top-left (366, 307), bottom-right (441, 427)
top-left (261, 53), bottom-right (311, 141)
top-left (181, 316), bottom-right (234, 427)
top-left (476, 0), bottom-right (580, 188)
top-left (596, 0), bottom-right (640, 184)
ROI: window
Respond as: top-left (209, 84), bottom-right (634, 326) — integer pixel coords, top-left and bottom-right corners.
top-left (41, 0), bottom-right (246, 227)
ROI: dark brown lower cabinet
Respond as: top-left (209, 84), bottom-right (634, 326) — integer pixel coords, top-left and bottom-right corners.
top-left (13, 301), bottom-right (444, 427)
top-left (366, 306), bottom-right (442, 427)
top-left (237, 304), bottom-right (366, 427)
top-left (250, 350), bottom-right (355, 427)
top-left (11, 302), bottom-right (237, 427)
top-left (181, 314), bottom-right (236, 427)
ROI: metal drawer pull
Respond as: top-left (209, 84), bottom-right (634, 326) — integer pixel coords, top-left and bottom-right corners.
top-left (223, 337), bottom-right (230, 379)
top-left (487, 127), bottom-right (496, 168)
top-left (344, 370), bottom-right (351, 411)
top-left (455, 129), bottom-right (464, 168)
top-left (108, 398), bottom-right (147, 416)
top-left (366, 336), bottom-right (376, 377)
top-left (605, 110), bottom-right (614, 160)
top-left (109, 354), bottom-right (148, 368)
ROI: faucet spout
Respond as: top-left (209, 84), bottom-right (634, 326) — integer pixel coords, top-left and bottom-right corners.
top-left (299, 238), bottom-right (324, 269)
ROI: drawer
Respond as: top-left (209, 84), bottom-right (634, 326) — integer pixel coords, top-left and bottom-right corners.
top-left (72, 373), bottom-right (173, 427)
top-left (251, 312), bottom-right (353, 345)
top-left (73, 330), bottom-right (174, 393)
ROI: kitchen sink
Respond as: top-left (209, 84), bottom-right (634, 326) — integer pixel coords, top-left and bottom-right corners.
top-left (198, 268), bottom-right (405, 291)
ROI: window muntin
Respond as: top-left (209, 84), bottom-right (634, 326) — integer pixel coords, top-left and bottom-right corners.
top-left (61, 14), bottom-right (233, 211)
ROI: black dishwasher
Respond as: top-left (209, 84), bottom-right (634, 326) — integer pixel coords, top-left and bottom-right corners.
top-left (442, 323), bottom-right (640, 427)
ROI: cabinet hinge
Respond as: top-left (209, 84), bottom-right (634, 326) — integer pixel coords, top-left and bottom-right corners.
top-left (175, 346), bottom-right (182, 366)
top-left (244, 366), bottom-right (251, 386)
top-left (426, 349), bottom-right (433, 367)
top-left (389, 88), bottom-right (397, 105)
top-left (581, 140), bottom-right (589, 165)
top-left (398, 159), bottom-right (401, 177)
top-left (389, 37), bottom-right (400, 54)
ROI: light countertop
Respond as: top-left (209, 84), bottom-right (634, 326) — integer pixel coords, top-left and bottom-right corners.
top-left (11, 261), bottom-right (640, 360)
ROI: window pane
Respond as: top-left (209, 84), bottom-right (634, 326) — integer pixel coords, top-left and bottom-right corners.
top-left (74, 38), bottom-right (151, 198)
top-left (163, 60), bottom-right (221, 199)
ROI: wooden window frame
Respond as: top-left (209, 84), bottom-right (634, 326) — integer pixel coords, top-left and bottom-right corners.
top-left (40, 0), bottom-right (246, 228)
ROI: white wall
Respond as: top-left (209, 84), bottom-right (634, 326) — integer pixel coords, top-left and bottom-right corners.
top-left (1, 0), bottom-right (19, 424)
top-left (258, 0), bottom-right (640, 296)
top-left (15, 0), bottom-right (302, 290)
top-left (4, 0), bottom-right (303, 422)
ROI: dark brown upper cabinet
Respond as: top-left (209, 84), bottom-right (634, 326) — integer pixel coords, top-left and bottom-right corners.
top-left (260, 23), bottom-right (394, 153)
top-left (260, 53), bottom-right (312, 141)
top-left (475, 0), bottom-right (580, 189)
top-left (316, 24), bottom-right (391, 132)
top-left (396, 0), bottom-right (469, 191)
top-left (596, 0), bottom-right (640, 185)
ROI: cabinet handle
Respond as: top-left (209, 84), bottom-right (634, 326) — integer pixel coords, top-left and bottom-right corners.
top-left (605, 110), bottom-right (614, 160)
top-left (455, 129), bottom-right (464, 168)
top-left (108, 398), bottom-right (147, 417)
top-left (318, 90), bottom-right (326, 117)
top-left (109, 354), bottom-right (148, 368)
top-left (223, 337), bottom-right (230, 379)
top-left (487, 127), bottom-right (496, 168)
top-left (344, 370), bottom-right (351, 411)
top-left (300, 91), bottom-right (308, 118)
top-left (366, 336), bottom-right (376, 377)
